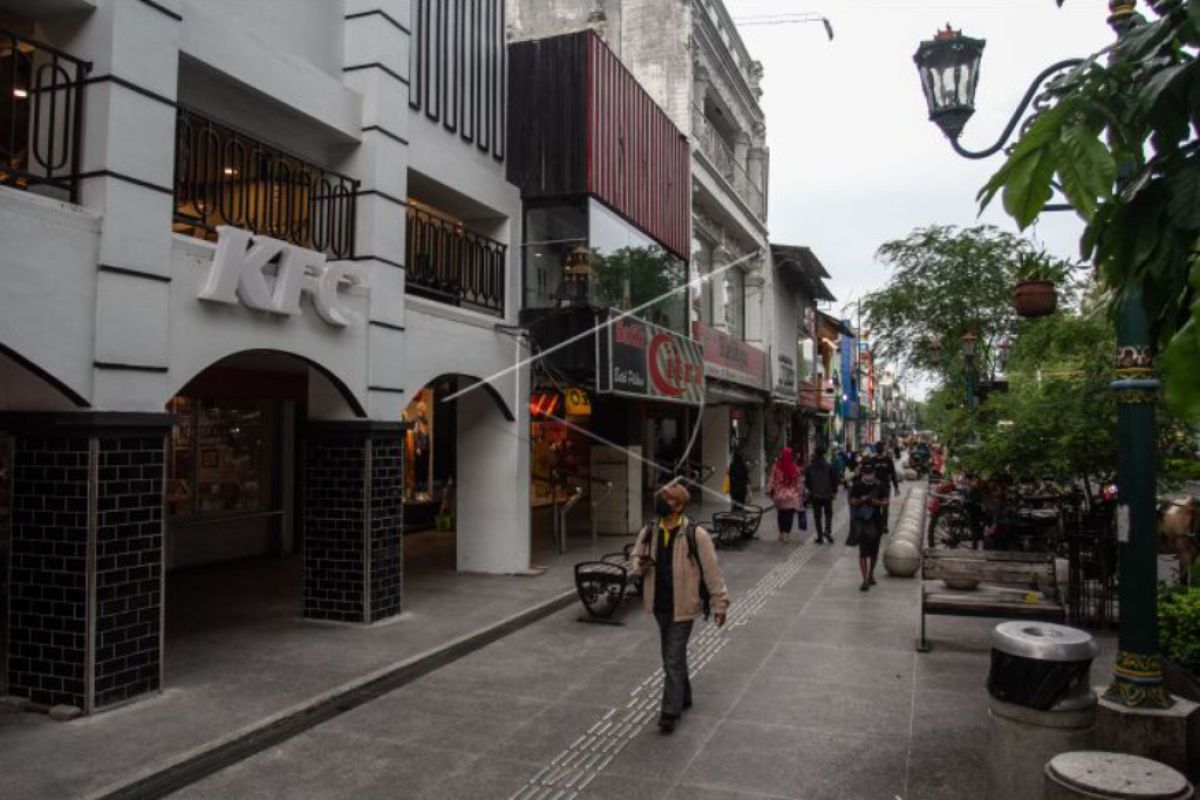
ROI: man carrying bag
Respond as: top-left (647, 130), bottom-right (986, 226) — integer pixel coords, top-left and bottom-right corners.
top-left (630, 482), bottom-right (731, 733)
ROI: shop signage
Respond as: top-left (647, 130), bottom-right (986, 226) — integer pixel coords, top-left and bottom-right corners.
top-left (600, 313), bottom-right (703, 405)
top-left (774, 353), bottom-right (797, 398)
top-left (564, 387), bottom-right (592, 418)
top-left (692, 322), bottom-right (768, 390)
top-left (199, 226), bottom-right (366, 328)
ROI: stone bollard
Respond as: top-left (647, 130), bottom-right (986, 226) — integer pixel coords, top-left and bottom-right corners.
top-left (991, 696), bottom-right (1098, 800)
top-left (1043, 751), bottom-right (1193, 799)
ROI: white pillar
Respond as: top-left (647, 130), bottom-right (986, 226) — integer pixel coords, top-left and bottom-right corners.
top-left (455, 379), bottom-right (531, 573)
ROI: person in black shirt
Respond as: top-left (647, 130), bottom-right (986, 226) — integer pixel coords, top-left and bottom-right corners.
top-left (804, 450), bottom-right (838, 543)
top-left (849, 469), bottom-right (889, 590)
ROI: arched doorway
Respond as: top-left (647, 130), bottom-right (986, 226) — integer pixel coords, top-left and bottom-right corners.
top-left (162, 349), bottom-right (364, 666)
top-left (401, 373), bottom-right (521, 575)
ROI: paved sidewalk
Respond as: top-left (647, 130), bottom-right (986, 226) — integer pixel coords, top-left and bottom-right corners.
top-left (161, 485), bottom-right (1116, 800)
top-left (0, 533), bottom-right (621, 799)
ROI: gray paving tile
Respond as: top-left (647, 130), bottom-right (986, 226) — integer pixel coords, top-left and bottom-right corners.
top-left (757, 641), bottom-right (915, 690)
top-left (488, 702), bottom-right (613, 764)
top-left (780, 616), bottom-right (918, 653)
top-left (905, 737), bottom-right (988, 800)
top-left (677, 719), bottom-right (825, 798)
top-left (417, 756), bottom-right (539, 800)
top-left (728, 675), bottom-right (913, 737)
top-left (578, 773), bottom-right (673, 799)
top-left (667, 784), bottom-right (798, 800)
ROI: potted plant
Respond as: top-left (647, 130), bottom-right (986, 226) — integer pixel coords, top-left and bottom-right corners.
top-left (1012, 251), bottom-right (1068, 318)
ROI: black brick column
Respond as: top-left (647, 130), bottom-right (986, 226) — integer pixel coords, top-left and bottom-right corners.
top-left (302, 422), bottom-right (404, 624)
top-left (1, 413), bottom-right (170, 714)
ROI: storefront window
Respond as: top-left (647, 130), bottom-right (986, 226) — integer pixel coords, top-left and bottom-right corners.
top-left (523, 201), bottom-right (588, 309)
top-left (402, 389), bottom-right (435, 503)
top-left (522, 199), bottom-right (688, 334)
top-left (723, 267), bottom-right (746, 340)
top-left (167, 397), bottom-right (271, 518)
top-left (530, 415), bottom-right (590, 507)
top-left (691, 234), bottom-right (715, 326)
top-left (589, 200), bottom-right (687, 333)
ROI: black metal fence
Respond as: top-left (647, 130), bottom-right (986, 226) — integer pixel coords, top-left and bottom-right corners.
top-left (406, 204), bottom-right (506, 317)
top-left (173, 108), bottom-right (359, 258)
top-left (1065, 507), bottom-right (1119, 630)
top-left (0, 28), bottom-right (89, 202)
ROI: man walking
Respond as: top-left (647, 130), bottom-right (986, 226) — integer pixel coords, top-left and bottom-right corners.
top-left (631, 483), bottom-right (730, 733)
top-left (804, 449), bottom-right (838, 544)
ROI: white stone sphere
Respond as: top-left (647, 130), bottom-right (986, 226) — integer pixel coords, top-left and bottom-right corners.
top-left (884, 538), bottom-right (922, 577)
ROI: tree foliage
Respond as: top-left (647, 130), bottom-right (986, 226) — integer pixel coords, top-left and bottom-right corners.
top-left (979, 1), bottom-right (1200, 417)
top-left (863, 225), bottom-right (1073, 379)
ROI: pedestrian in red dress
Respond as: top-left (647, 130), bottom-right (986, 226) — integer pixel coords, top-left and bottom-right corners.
top-left (766, 446), bottom-right (805, 544)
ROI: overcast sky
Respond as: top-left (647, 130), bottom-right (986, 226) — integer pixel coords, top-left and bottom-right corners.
top-left (726, 0), bottom-right (1116, 318)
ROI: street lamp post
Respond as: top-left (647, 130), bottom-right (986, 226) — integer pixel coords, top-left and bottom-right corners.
top-left (961, 331), bottom-right (978, 412)
top-left (913, 0), bottom-right (1171, 709)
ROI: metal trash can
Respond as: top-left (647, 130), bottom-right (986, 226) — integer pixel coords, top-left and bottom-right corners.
top-left (986, 622), bottom-right (1100, 800)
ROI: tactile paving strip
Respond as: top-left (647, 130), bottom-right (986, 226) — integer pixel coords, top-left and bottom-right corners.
top-left (508, 537), bottom-right (826, 800)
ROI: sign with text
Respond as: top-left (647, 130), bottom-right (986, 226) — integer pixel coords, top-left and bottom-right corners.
top-left (692, 322), bottom-right (768, 391)
top-left (199, 226), bottom-right (366, 328)
top-left (773, 352), bottom-right (797, 400)
top-left (600, 313), bottom-right (704, 405)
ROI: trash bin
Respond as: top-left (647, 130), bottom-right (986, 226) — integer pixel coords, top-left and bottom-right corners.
top-left (986, 622), bottom-right (1100, 800)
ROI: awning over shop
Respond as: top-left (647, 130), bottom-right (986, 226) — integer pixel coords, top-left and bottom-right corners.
top-left (771, 244), bottom-right (836, 304)
top-left (706, 379), bottom-right (769, 406)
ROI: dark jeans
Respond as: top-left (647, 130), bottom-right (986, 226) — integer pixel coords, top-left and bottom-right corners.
top-left (811, 497), bottom-right (833, 539)
top-left (654, 611), bottom-right (693, 719)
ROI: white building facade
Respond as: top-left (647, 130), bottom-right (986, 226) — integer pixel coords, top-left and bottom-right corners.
top-left (0, 0), bottom-right (529, 714)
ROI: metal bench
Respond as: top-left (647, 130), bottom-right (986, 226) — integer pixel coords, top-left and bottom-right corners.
top-left (917, 549), bottom-right (1064, 652)
top-left (707, 504), bottom-right (765, 549)
top-left (574, 543), bottom-right (642, 624)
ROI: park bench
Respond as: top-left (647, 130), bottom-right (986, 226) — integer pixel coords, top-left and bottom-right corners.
top-left (707, 504), bottom-right (765, 549)
top-left (574, 544), bottom-right (642, 624)
top-left (917, 549), bottom-right (1065, 652)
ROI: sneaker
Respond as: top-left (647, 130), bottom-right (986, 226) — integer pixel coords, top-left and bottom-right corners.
top-left (658, 716), bottom-right (676, 733)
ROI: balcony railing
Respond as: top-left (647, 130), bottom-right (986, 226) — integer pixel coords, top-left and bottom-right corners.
top-left (173, 109), bottom-right (359, 258)
top-left (406, 204), bottom-right (506, 317)
top-left (0, 28), bottom-right (90, 202)
top-left (690, 105), bottom-right (765, 220)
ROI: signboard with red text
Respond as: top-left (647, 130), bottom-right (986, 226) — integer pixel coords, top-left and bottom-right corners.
top-left (599, 313), bottom-right (704, 405)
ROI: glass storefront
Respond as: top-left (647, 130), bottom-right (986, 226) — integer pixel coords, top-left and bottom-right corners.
top-left (167, 397), bottom-right (273, 519)
top-left (523, 198), bottom-right (688, 334)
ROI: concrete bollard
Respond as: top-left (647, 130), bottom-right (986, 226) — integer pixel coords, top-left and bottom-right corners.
top-left (1043, 751), bottom-right (1193, 799)
top-left (989, 696), bottom-right (1098, 800)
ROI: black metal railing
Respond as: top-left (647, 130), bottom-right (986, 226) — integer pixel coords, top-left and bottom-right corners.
top-left (173, 108), bottom-right (359, 258)
top-left (406, 204), bottom-right (506, 317)
top-left (0, 28), bottom-right (90, 202)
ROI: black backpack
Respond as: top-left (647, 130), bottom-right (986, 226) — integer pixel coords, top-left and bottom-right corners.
top-left (643, 521), bottom-right (711, 620)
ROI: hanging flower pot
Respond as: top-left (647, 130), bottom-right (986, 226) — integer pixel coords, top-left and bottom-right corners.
top-left (1013, 279), bottom-right (1057, 318)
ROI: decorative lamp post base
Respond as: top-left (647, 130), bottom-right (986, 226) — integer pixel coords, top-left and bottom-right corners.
top-left (1103, 651), bottom-right (1174, 709)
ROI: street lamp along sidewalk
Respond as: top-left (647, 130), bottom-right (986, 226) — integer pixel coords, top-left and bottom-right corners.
top-left (912, 1), bottom-right (1173, 710)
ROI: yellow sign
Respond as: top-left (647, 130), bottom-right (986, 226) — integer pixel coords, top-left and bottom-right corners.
top-left (565, 387), bottom-right (591, 418)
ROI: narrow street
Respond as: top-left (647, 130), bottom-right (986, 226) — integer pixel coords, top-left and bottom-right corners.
top-left (166, 491), bottom-right (1015, 800)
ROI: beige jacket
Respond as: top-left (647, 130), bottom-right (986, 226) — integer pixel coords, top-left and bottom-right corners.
top-left (630, 517), bottom-right (731, 622)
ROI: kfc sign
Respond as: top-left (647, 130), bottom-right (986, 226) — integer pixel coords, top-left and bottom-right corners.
top-left (199, 226), bottom-right (366, 328)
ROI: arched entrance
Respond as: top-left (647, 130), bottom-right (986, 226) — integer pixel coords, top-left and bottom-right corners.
top-left (401, 373), bottom-right (523, 575)
top-left (162, 349), bottom-right (367, 669)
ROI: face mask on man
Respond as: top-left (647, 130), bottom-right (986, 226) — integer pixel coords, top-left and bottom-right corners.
top-left (654, 497), bottom-right (673, 518)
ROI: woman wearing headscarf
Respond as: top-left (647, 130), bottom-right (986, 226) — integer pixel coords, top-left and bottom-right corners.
top-left (766, 446), bottom-right (805, 543)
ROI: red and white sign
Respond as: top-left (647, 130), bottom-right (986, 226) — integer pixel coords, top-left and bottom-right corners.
top-left (692, 322), bottom-right (768, 391)
top-left (602, 314), bottom-right (704, 405)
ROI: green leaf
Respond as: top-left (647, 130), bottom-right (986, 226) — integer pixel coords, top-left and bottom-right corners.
top-left (1163, 319), bottom-right (1200, 419)
top-left (1056, 125), bottom-right (1117, 221)
top-left (1166, 155), bottom-right (1200, 230)
top-left (1002, 146), bottom-right (1058, 230)
top-left (1137, 60), bottom-right (1195, 119)
top-left (979, 103), bottom-right (1071, 215)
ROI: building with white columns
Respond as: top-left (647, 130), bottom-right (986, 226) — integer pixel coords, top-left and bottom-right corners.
top-left (0, 0), bottom-right (528, 714)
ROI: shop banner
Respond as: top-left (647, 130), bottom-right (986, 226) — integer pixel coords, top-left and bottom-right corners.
top-left (692, 322), bottom-right (768, 391)
top-left (773, 352), bottom-right (797, 402)
top-left (601, 313), bottom-right (704, 405)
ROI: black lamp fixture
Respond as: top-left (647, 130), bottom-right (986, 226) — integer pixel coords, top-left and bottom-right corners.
top-left (912, 25), bottom-right (986, 141)
top-left (914, 24), bottom-right (1082, 163)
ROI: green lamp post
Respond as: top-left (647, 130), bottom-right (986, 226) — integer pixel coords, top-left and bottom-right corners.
top-left (913, 0), bottom-right (1171, 708)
